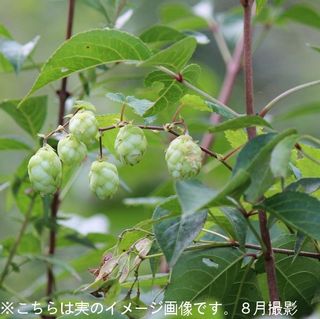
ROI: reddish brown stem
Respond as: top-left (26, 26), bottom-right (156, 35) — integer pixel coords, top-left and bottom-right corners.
top-left (45, 0), bottom-right (75, 310)
top-left (241, 0), bottom-right (279, 302)
top-left (201, 34), bottom-right (244, 155)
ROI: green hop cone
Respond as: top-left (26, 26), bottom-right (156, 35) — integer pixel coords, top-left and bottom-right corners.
top-left (28, 145), bottom-right (62, 195)
top-left (57, 134), bottom-right (87, 165)
top-left (165, 135), bottom-right (202, 179)
top-left (114, 124), bottom-right (147, 165)
top-left (89, 160), bottom-right (119, 199)
top-left (69, 110), bottom-right (98, 145)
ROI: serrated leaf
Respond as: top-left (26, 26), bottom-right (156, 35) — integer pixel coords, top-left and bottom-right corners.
top-left (272, 235), bottom-right (320, 316)
top-left (281, 4), bottom-right (320, 29)
top-left (140, 25), bottom-right (185, 45)
top-left (165, 248), bottom-right (248, 305)
top-left (225, 130), bottom-right (247, 148)
top-left (153, 197), bottom-right (207, 266)
top-left (285, 178), bottom-right (320, 194)
top-left (0, 137), bottom-right (31, 151)
top-left (259, 192), bottom-right (320, 241)
top-left (0, 96), bottom-right (47, 138)
top-left (234, 130), bottom-right (297, 202)
top-left (24, 29), bottom-right (151, 99)
top-left (209, 115), bottom-right (271, 133)
top-left (270, 134), bottom-right (299, 178)
top-left (0, 35), bottom-right (39, 73)
top-left (142, 37), bottom-right (197, 70)
top-left (144, 63), bottom-right (200, 116)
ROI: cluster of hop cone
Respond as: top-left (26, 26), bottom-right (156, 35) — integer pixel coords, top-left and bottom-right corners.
top-left (28, 103), bottom-right (203, 200)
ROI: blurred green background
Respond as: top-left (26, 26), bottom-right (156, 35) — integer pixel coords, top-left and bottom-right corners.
top-left (1, 0), bottom-right (320, 301)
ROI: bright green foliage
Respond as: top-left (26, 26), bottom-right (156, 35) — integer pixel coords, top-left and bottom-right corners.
top-left (89, 160), bottom-right (119, 199)
top-left (165, 135), bottom-right (202, 179)
top-left (57, 134), bottom-right (87, 165)
top-left (69, 110), bottom-right (98, 145)
top-left (114, 124), bottom-right (147, 166)
top-left (28, 144), bottom-right (62, 195)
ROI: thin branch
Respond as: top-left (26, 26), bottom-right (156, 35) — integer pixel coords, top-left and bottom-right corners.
top-left (241, 0), bottom-right (279, 302)
top-left (99, 123), bottom-right (233, 171)
top-left (46, 0), bottom-right (75, 306)
top-left (0, 196), bottom-right (36, 287)
top-left (259, 79), bottom-right (320, 118)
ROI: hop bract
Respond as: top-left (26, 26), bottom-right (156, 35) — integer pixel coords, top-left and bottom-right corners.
top-left (165, 135), bottom-right (202, 179)
top-left (69, 110), bottom-right (98, 145)
top-left (89, 160), bottom-right (119, 199)
top-left (114, 124), bottom-right (147, 165)
top-left (57, 134), bottom-right (87, 165)
top-left (28, 145), bottom-right (62, 195)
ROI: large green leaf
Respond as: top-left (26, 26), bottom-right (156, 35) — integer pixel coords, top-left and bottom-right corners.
top-left (0, 96), bottom-right (47, 137)
top-left (285, 178), bottom-right (320, 194)
top-left (296, 144), bottom-right (320, 178)
top-left (281, 4), bottom-right (320, 29)
top-left (272, 235), bottom-right (320, 316)
top-left (259, 191), bottom-right (320, 241)
top-left (153, 197), bottom-right (207, 266)
top-left (0, 137), bottom-right (31, 151)
top-left (142, 37), bottom-right (197, 70)
top-left (233, 129), bottom-right (296, 202)
top-left (25, 29), bottom-right (152, 98)
top-left (165, 248), bottom-right (242, 300)
top-left (144, 63), bottom-right (200, 116)
top-left (208, 115), bottom-right (271, 133)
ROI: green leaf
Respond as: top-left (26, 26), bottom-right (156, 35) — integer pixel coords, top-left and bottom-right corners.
top-left (296, 144), bottom-right (320, 178)
top-left (165, 247), bottom-right (246, 303)
top-left (160, 3), bottom-right (208, 31)
top-left (141, 37), bottom-right (197, 70)
top-left (206, 101), bottom-right (237, 120)
top-left (153, 197), bottom-right (207, 266)
top-left (259, 192), bottom-right (320, 241)
top-left (0, 96), bottom-right (47, 137)
top-left (24, 29), bottom-right (151, 99)
top-left (0, 35), bottom-right (39, 73)
top-left (0, 24), bottom-right (11, 38)
top-left (225, 130), bottom-right (247, 148)
top-left (140, 25), bottom-right (185, 45)
top-left (123, 196), bottom-right (166, 207)
top-left (272, 235), bottom-right (320, 316)
top-left (0, 137), bottom-right (31, 151)
top-left (121, 273), bottom-right (168, 289)
top-left (285, 178), bottom-right (320, 194)
top-left (281, 4), bottom-right (320, 29)
top-left (209, 115), bottom-right (271, 133)
top-left (210, 207), bottom-right (247, 247)
top-left (270, 134), bottom-right (298, 178)
top-left (106, 92), bottom-right (153, 117)
top-left (144, 63), bottom-right (200, 116)
top-left (180, 94), bottom-right (211, 112)
top-left (234, 130), bottom-right (297, 202)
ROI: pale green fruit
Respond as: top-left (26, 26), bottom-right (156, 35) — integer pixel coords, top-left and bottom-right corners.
top-left (57, 134), bottom-right (87, 165)
top-left (165, 135), bottom-right (202, 179)
top-left (89, 160), bottom-right (119, 199)
top-left (69, 110), bottom-right (98, 145)
top-left (114, 124), bottom-right (147, 165)
top-left (28, 145), bottom-right (62, 195)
